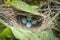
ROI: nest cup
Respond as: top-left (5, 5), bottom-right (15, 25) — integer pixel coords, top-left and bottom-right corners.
top-left (16, 14), bottom-right (43, 32)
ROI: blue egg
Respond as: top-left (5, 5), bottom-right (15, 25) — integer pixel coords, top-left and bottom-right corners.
top-left (31, 19), bottom-right (37, 25)
top-left (26, 22), bottom-right (32, 28)
top-left (27, 16), bottom-right (32, 21)
top-left (21, 17), bottom-right (27, 24)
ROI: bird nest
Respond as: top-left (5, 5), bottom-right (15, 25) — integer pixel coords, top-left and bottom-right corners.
top-left (0, 4), bottom-right (44, 32)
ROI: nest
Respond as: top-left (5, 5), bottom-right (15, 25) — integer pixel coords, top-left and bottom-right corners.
top-left (13, 8), bottom-right (44, 31)
top-left (0, 4), bottom-right (44, 32)
top-left (16, 15), bottom-right (43, 31)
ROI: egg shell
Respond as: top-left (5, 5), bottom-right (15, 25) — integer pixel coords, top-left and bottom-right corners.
top-left (27, 16), bottom-right (32, 21)
top-left (21, 17), bottom-right (27, 24)
top-left (26, 22), bottom-right (32, 28)
top-left (31, 19), bottom-right (37, 25)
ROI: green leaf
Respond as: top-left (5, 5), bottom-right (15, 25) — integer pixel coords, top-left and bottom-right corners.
top-left (38, 30), bottom-right (59, 40)
top-left (9, 27), bottom-right (31, 40)
top-left (0, 27), bottom-right (13, 39)
top-left (0, 23), bottom-right (6, 33)
top-left (10, 0), bottom-right (46, 17)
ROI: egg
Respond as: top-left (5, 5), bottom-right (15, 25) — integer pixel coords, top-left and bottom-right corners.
top-left (31, 19), bottom-right (37, 25)
top-left (27, 16), bottom-right (32, 21)
top-left (26, 22), bottom-right (32, 28)
top-left (21, 17), bottom-right (27, 24)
